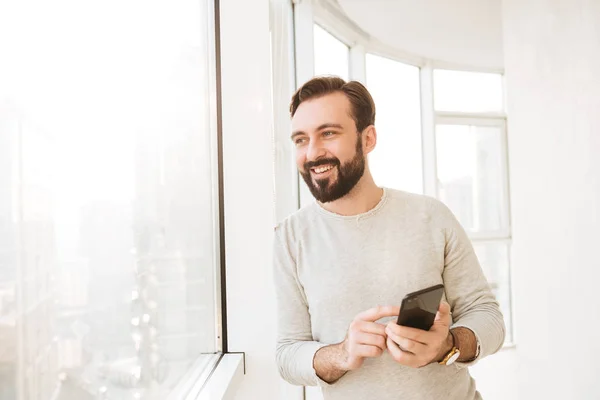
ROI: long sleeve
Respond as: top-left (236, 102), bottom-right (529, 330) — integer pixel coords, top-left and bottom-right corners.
top-left (273, 224), bottom-right (328, 386)
top-left (438, 203), bottom-right (507, 366)
top-left (269, 191), bottom-right (502, 399)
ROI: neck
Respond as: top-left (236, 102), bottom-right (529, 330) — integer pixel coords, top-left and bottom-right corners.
top-left (319, 170), bottom-right (383, 216)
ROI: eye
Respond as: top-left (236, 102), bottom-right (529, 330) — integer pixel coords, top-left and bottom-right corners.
top-left (294, 137), bottom-right (307, 146)
top-left (323, 131), bottom-right (335, 137)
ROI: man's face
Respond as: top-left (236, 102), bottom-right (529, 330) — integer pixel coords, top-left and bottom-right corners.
top-left (291, 92), bottom-right (366, 203)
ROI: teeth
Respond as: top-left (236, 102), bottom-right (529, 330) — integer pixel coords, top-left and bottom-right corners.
top-left (314, 165), bottom-right (333, 174)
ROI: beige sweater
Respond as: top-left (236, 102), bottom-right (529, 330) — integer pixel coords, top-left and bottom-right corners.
top-left (273, 188), bottom-right (505, 400)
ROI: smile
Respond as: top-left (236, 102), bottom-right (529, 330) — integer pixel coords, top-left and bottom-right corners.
top-left (311, 165), bottom-right (335, 175)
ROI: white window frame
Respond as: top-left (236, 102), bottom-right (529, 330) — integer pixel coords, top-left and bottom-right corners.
top-left (423, 65), bottom-right (514, 345)
top-left (173, 0), bottom-right (234, 397)
top-left (432, 116), bottom-right (511, 239)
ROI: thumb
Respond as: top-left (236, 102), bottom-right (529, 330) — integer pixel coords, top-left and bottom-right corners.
top-left (434, 301), bottom-right (451, 326)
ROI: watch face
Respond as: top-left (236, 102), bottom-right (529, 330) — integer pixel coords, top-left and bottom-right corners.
top-left (446, 351), bottom-right (461, 365)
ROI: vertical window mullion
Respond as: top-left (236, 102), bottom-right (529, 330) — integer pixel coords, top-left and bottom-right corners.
top-left (499, 120), bottom-right (512, 237)
top-left (420, 63), bottom-right (437, 198)
top-left (349, 44), bottom-right (366, 84)
top-left (292, 0), bottom-right (315, 208)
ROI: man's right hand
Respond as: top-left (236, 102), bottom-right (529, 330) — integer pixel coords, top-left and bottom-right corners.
top-left (314, 305), bottom-right (400, 383)
top-left (340, 305), bottom-right (400, 371)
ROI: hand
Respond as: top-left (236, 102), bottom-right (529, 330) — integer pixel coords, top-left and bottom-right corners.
top-left (340, 305), bottom-right (400, 371)
top-left (385, 301), bottom-right (452, 368)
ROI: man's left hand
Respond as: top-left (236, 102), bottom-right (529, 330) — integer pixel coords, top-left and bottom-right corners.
top-left (385, 301), bottom-right (453, 368)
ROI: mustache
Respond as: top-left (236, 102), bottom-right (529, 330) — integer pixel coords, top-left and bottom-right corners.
top-left (304, 158), bottom-right (340, 171)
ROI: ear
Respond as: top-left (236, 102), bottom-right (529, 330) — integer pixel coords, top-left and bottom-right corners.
top-left (363, 125), bottom-right (377, 155)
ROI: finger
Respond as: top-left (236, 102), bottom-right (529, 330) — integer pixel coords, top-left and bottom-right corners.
top-left (354, 332), bottom-right (387, 351)
top-left (385, 330), bottom-right (427, 355)
top-left (355, 320), bottom-right (387, 337)
top-left (432, 302), bottom-right (452, 330)
top-left (386, 322), bottom-right (428, 345)
top-left (354, 344), bottom-right (384, 359)
top-left (389, 322), bottom-right (432, 344)
top-left (435, 301), bottom-right (451, 322)
top-left (356, 305), bottom-right (401, 322)
top-left (386, 325), bottom-right (428, 351)
top-left (386, 337), bottom-right (417, 366)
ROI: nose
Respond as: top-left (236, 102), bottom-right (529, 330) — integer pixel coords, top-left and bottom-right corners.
top-left (306, 139), bottom-right (326, 162)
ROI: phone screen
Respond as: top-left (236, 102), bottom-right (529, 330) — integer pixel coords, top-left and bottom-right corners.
top-left (396, 285), bottom-right (444, 331)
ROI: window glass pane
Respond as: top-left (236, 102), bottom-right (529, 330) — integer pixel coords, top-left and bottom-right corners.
top-left (434, 70), bottom-right (503, 113)
top-left (473, 242), bottom-right (513, 343)
top-left (313, 24), bottom-right (349, 80)
top-left (0, 0), bottom-right (218, 398)
top-left (366, 54), bottom-right (423, 194)
top-left (436, 124), bottom-right (507, 233)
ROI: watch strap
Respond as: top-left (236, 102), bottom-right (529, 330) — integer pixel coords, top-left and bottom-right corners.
top-left (438, 330), bottom-right (460, 365)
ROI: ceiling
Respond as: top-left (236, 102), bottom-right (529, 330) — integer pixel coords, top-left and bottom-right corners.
top-left (337, 0), bottom-right (504, 70)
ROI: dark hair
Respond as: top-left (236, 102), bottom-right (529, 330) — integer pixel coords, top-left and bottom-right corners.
top-left (289, 76), bottom-right (376, 133)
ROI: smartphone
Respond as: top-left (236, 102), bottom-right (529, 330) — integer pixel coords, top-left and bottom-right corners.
top-left (396, 284), bottom-right (445, 331)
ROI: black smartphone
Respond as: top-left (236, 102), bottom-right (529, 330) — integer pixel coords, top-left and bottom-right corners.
top-left (396, 284), bottom-right (445, 331)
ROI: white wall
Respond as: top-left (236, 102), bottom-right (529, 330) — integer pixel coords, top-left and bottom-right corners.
top-left (503, 0), bottom-right (600, 398)
top-left (219, 0), bottom-right (280, 398)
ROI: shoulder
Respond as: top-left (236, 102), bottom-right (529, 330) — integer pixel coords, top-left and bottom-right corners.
top-left (273, 202), bottom-right (319, 243)
top-left (384, 188), bottom-right (457, 226)
top-left (384, 188), bottom-right (441, 213)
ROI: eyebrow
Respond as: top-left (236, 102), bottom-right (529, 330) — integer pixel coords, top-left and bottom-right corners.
top-left (290, 123), bottom-right (344, 140)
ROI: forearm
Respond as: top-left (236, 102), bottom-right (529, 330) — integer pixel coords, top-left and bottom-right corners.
top-left (452, 327), bottom-right (478, 361)
top-left (436, 327), bottom-right (478, 364)
top-left (451, 302), bottom-right (506, 359)
top-left (313, 343), bottom-right (348, 384)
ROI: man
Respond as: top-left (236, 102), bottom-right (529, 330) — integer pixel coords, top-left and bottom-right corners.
top-left (273, 76), bottom-right (505, 400)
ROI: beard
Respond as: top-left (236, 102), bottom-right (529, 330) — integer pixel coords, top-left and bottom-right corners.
top-left (300, 137), bottom-right (365, 203)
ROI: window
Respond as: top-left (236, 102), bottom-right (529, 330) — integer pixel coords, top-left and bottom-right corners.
top-left (366, 54), bottom-right (423, 194)
top-left (0, 0), bottom-right (221, 398)
top-left (436, 123), bottom-right (509, 234)
top-left (313, 24), bottom-right (349, 80)
top-left (433, 71), bottom-right (513, 343)
top-left (434, 69), bottom-right (504, 113)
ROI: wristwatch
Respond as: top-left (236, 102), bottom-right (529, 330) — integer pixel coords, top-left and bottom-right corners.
top-left (438, 330), bottom-right (460, 366)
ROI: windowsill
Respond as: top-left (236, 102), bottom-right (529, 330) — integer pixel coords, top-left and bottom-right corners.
top-left (193, 353), bottom-right (245, 400)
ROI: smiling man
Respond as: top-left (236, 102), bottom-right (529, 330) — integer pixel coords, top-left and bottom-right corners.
top-left (273, 76), bottom-right (505, 400)
top-left (292, 110), bottom-right (366, 204)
